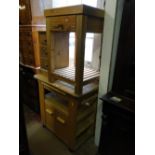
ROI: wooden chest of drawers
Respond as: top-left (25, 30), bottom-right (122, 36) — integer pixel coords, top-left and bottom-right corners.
top-left (19, 25), bottom-right (42, 68)
top-left (20, 26), bottom-right (33, 66)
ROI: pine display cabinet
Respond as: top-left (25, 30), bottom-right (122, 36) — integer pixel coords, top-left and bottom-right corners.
top-left (44, 5), bottom-right (104, 95)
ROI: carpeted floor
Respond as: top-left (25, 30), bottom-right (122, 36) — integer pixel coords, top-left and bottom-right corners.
top-left (24, 105), bottom-right (98, 155)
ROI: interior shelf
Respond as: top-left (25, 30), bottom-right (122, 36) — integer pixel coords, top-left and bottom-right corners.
top-left (53, 67), bottom-right (100, 85)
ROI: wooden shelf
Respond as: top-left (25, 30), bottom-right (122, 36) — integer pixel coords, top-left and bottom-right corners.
top-left (45, 92), bottom-right (69, 115)
top-left (34, 74), bottom-right (98, 97)
top-left (53, 67), bottom-right (100, 85)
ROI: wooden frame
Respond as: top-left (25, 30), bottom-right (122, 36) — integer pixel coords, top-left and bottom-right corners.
top-left (45, 5), bottom-right (104, 95)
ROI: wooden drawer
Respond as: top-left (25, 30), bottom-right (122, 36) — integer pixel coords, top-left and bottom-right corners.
top-left (45, 100), bottom-right (55, 132)
top-left (77, 102), bottom-right (96, 122)
top-left (77, 95), bottom-right (97, 121)
top-left (81, 95), bottom-right (98, 106)
top-left (46, 15), bottom-right (76, 32)
top-left (45, 92), bottom-right (69, 144)
top-left (76, 125), bottom-right (94, 149)
top-left (76, 112), bottom-right (96, 137)
top-left (55, 110), bottom-right (69, 144)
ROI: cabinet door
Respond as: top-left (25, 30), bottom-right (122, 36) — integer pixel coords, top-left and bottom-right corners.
top-left (45, 103), bottom-right (55, 132)
top-left (55, 110), bottom-right (69, 145)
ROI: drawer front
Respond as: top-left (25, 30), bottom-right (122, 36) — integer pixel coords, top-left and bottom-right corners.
top-left (77, 102), bottom-right (96, 122)
top-left (76, 112), bottom-right (96, 137)
top-left (76, 125), bottom-right (94, 149)
top-left (46, 15), bottom-right (76, 32)
top-left (55, 110), bottom-right (69, 144)
top-left (81, 95), bottom-right (98, 106)
top-left (45, 101), bottom-right (55, 132)
top-left (78, 95), bottom-right (97, 114)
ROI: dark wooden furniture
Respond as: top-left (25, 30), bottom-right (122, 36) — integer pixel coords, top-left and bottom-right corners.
top-left (19, 65), bottom-right (30, 155)
top-left (98, 0), bottom-right (135, 154)
top-left (19, 0), bottom-right (32, 25)
top-left (35, 74), bottom-right (98, 150)
top-left (112, 0), bottom-right (135, 99)
top-left (44, 5), bottom-right (104, 95)
top-left (20, 65), bottom-right (40, 113)
top-left (19, 0), bottom-right (47, 69)
top-left (98, 92), bottom-right (135, 155)
top-left (19, 104), bottom-right (30, 155)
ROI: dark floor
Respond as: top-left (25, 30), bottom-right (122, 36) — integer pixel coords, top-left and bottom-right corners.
top-left (24, 105), bottom-right (98, 155)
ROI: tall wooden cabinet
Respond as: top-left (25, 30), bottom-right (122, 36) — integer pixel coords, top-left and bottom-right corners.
top-left (19, 0), bottom-right (45, 112)
top-left (35, 4), bottom-right (104, 150)
top-left (19, 0), bottom-right (46, 68)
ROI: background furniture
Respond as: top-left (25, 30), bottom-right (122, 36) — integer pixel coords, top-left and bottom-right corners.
top-left (112, 0), bottom-right (135, 99)
top-left (19, 64), bottom-right (30, 155)
top-left (98, 0), bottom-right (135, 154)
top-left (19, 0), bottom-right (46, 112)
top-left (19, 0), bottom-right (32, 25)
top-left (20, 65), bottom-right (40, 113)
top-left (20, 26), bottom-right (38, 67)
top-left (98, 93), bottom-right (134, 155)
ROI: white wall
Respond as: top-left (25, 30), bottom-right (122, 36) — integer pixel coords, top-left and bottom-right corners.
top-left (95, 0), bottom-right (124, 146)
top-left (30, 0), bottom-right (53, 17)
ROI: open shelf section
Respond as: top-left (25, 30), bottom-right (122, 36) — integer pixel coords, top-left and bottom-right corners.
top-left (34, 74), bottom-right (98, 97)
top-left (53, 67), bottom-right (100, 85)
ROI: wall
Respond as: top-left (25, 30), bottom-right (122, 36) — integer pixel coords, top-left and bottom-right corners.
top-left (30, 0), bottom-right (52, 17)
top-left (95, 0), bottom-right (124, 146)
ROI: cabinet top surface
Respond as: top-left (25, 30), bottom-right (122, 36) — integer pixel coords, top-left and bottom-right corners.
top-left (100, 92), bottom-right (135, 113)
top-left (34, 73), bottom-right (98, 97)
top-left (44, 4), bottom-right (104, 18)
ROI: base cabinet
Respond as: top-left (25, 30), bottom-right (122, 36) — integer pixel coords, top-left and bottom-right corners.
top-left (43, 91), bottom-right (97, 150)
top-left (35, 75), bottom-right (98, 150)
